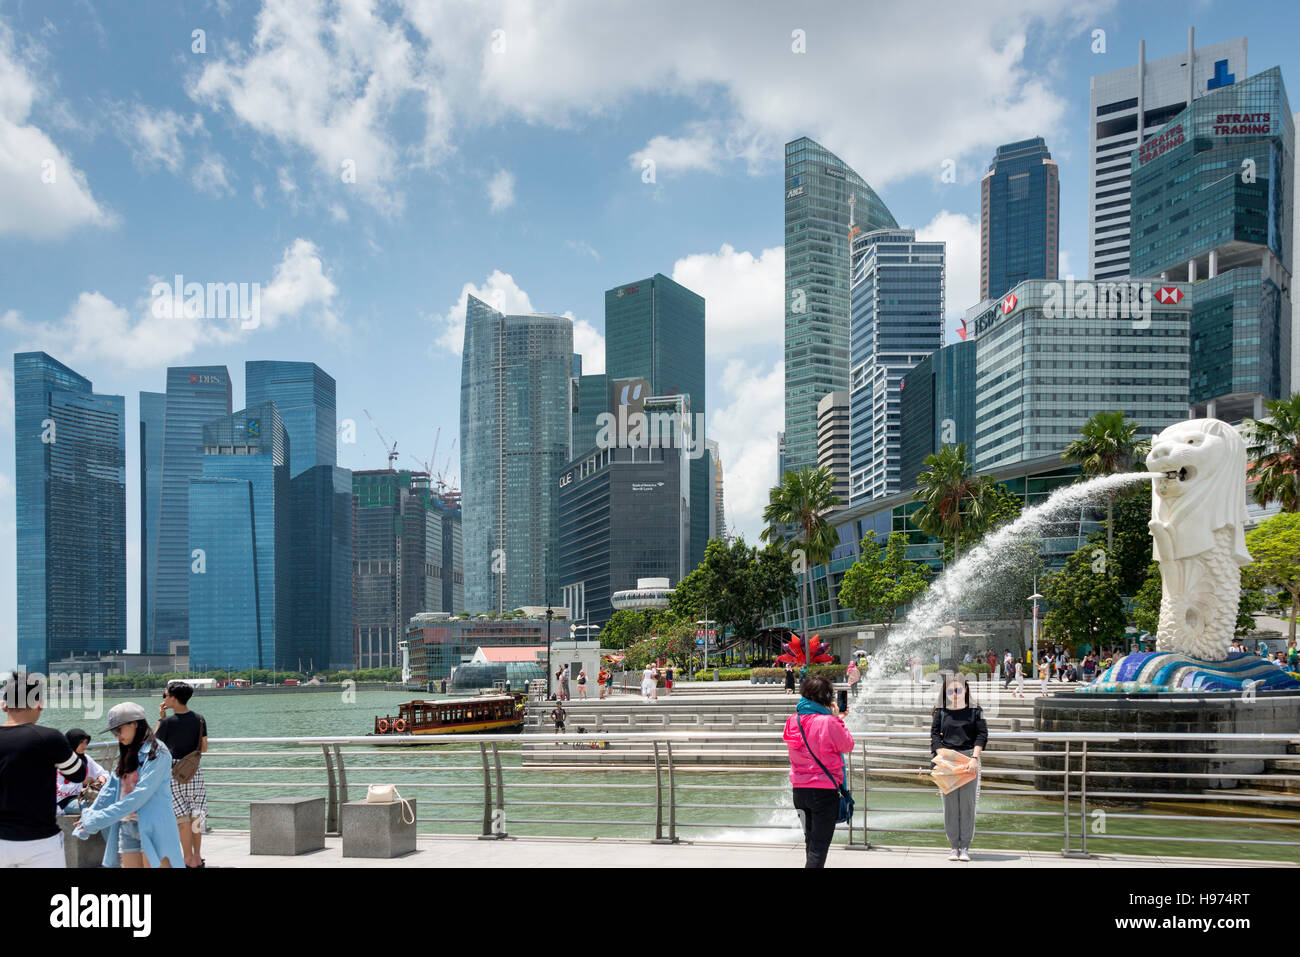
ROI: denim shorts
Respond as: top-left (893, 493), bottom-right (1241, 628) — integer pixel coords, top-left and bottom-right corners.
top-left (118, 819), bottom-right (141, 854)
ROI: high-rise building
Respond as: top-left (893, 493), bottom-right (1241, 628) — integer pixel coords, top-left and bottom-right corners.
top-left (816, 391), bottom-right (850, 506)
top-left (188, 403), bottom-right (291, 671)
top-left (777, 431), bottom-right (786, 481)
top-left (288, 465), bottom-right (354, 671)
top-left (558, 444), bottom-right (690, 631)
top-left (139, 391), bottom-right (165, 652)
top-left (460, 295), bottom-right (573, 613)
top-left (1088, 33), bottom-right (1247, 282)
top-left (784, 136), bottom-right (898, 475)
top-left (150, 366), bottom-right (232, 652)
top-left (352, 469), bottom-right (449, 668)
top-left (569, 373), bottom-right (608, 460)
top-left (972, 280), bottom-right (1191, 471)
top-left (440, 502), bottom-right (463, 615)
top-left (899, 340), bottom-right (977, 489)
top-left (981, 138), bottom-right (1059, 302)
top-left (604, 274), bottom-right (708, 569)
top-left (1130, 66), bottom-right (1293, 423)
top-left (245, 361), bottom-right (336, 477)
top-left (848, 228), bottom-right (944, 503)
top-left (706, 438), bottom-right (726, 540)
top-left (14, 353), bottom-right (126, 672)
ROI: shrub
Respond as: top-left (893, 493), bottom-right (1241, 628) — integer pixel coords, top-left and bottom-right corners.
top-left (751, 667), bottom-right (785, 681)
top-left (807, 664), bottom-right (847, 682)
top-left (922, 664), bottom-right (940, 675)
top-left (958, 663), bottom-right (992, 675)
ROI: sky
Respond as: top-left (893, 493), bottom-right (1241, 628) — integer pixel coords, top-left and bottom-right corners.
top-left (2, 0), bottom-right (1299, 667)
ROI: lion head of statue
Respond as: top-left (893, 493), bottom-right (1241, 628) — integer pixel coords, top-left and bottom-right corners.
top-left (1146, 418), bottom-right (1251, 565)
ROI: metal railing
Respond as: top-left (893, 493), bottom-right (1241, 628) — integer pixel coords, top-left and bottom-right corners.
top-left (184, 730), bottom-right (1300, 860)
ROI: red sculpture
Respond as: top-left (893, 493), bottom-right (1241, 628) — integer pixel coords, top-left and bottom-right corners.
top-left (776, 634), bottom-right (833, 667)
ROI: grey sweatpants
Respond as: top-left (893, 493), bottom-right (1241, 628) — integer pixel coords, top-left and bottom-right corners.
top-left (940, 747), bottom-right (979, 849)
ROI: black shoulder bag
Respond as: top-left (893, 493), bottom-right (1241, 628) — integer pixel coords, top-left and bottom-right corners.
top-left (796, 714), bottom-right (855, 824)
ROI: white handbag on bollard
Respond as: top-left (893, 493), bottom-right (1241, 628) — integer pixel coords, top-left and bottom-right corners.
top-left (365, 784), bottom-right (415, 824)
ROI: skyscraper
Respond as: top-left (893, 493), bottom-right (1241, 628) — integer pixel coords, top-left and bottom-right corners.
top-left (981, 138), bottom-right (1059, 302)
top-left (460, 295), bottom-right (573, 613)
top-left (150, 366), bottom-right (232, 652)
top-left (815, 391), bottom-right (850, 506)
top-left (14, 353), bottom-right (126, 672)
top-left (139, 391), bottom-right (165, 653)
top-left (848, 228), bottom-right (944, 503)
top-left (899, 340), bottom-right (976, 490)
top-left (604, 274), bottom-right (709, 568)
top-left (1088, 33), bottom-right (1247, 282)
top-left (245, 360), bottom-right (336, 478)
top-left (1130, 66), bottom-right (1293, 423)
top-left (188, 403), bottom-right (291, 671)
top-left (706, 438), bottom-right (726, 540)
top-left (289, 465), bottom-right (354, 671)
top-left (784, 136), bottom-right (897, 475)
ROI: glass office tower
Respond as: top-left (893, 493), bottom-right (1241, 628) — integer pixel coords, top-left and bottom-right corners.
top-left (1129, 67), bottom-right (1294, 423)
top-left (981, 138), bottom-right (1059, 302)
top-left (604, 274), bottom-right (709, 568)
top-left (899, 340), bottom-right (977, 490)
top-left (784, 136), bottom-right (897, 475)
top-left (460, 295), bottom-right (573, 614)
top-left (14, 353), bottom-right (126, 672)
top-left (289, 465), bottom-right (354, 671)
top-left (245, 360), bottom-right (336, 478)
top-left (139, 391), bottom-right (165, 653)
top-left (188, 403), bottom-right (290, 671)
top-left (848, 228), bottom-right (944, 503)
top-left (151, 366), bottom-right (232, 652)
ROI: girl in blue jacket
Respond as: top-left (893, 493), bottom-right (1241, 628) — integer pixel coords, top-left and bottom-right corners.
top-left (73, 702), bottom-right (185, 868)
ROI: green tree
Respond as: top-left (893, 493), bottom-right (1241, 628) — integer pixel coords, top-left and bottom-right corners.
top-left (761, 467), bottom-right (840, 640)
top-left (837, 531), bottom-right (931, 635)
top-left (1244, 512), bottom-right (1300, 644)
top-left (1091, 487), bottom-right (1152, 595)
top-left (1061, 410), bottom-right (1149, 553)
top-left (1041, 543), bottom-right (1126, 649)
top-left (670, 539), bottom-right (796, 656)
top-left (1244, 395), bottom-right (1300, 513)
top-left (912, 444), bottom-right (1001, 564)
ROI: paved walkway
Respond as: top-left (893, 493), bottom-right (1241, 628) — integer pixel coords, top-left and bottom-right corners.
top-left (200, 831), bottom-right (1285, 868)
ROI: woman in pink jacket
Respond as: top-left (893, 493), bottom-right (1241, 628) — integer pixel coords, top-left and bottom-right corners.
top-left (783, 675), bottom-right (855, 868)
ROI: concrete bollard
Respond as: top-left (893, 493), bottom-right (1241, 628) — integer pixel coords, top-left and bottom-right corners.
top-left (59, 814), bottom-right (104, 868)
top-left (250, 797), bottom-right (327, 856)
top-left (342, 799), bottom-right (417, 858)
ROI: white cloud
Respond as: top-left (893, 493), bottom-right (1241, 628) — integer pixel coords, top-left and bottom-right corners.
top-left (0, 367), bottom-right (12, 430)
top-left (1, 238), bottom-right (340, 368)
top-left (433, 270), bottom-right (536, 355)
top-left (707, 359), bottom-right (783, 543)
top-left (487, 169), bottom-right (515, 212)
top-left (126, 106), bottom-right (203, 174)
top-left (671, 244), bottom-right (783, 355)
top-left (191, 152), bottom-right (235, 196)
top-left (0, 23), bottom-right (112, 239)
top-left (571, 318), bottom-right (605, 376)
top-left (916, 210), bottom-right (981, 342)
top-left (565, 240), bottom-right (599, 260)
top-left (329, 202), bottom-right (349, 223)
top-left (185, 1), bottom-right (1097, 205)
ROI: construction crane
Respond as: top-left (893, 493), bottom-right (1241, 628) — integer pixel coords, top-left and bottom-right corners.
top-left (363, 409), bottom-right (398, 469)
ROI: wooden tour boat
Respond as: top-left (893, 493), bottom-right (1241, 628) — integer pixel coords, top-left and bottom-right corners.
top-left (371, 692), bottom-right (526, 736)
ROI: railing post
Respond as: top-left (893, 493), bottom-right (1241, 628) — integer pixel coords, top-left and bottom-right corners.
top-left (477, 742), bottom-right (494, 839)
top-left (652, 740), bottom-right (669, 844)
top-left (321, 743), bottom-right (339, 836)
top-left (1080, 741), bottom-right (1088, 856)
top-left (332, 743), bottom-right (348, 808)
top-left (859, 742), bottom-right (870, 850)
top-left (491, 742), bottom-right (508, 839)
top-left (1062, 740), bottom-right (1071, 856)
top-left (665, 741), bottom-right (678, 844)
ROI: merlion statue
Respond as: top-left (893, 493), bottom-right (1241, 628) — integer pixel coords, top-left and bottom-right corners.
top-left (1145, 418), bottom-right (1252, 662)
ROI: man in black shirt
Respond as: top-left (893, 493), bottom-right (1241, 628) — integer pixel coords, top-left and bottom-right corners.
top-left (0, 673), bottom-right (86, 867)
top-left (156, 681), bottom-right (208, 868)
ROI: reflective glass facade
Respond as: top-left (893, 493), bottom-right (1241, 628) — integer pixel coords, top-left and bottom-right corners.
top-left (784, 136), bottom-right (897, 474)
top-left (604, 274), bottom-right (708, 569)
top-left (848, 229), bottom-right (944, 503)
top-left (569, 373), bottom-right (608, 459)
top-left (138, 391), bottom-right (165, 653)
top-left (14, 353), bottom-right (126, 672)
top-left (899, 341), bottom-right (977, 490)
top-left (1129, 67), bottom-right (1293, 420)
top-left (973, 280), bottom-right (1190, 471)
top-left (189, 403), bottom-right (290, 671)
top-left (981, 138), bottom-right (1059, 302)
top-left (289, 465), bottom-right (354, 671)
top-left (152, 366), bottom-right (232, 652)
top-left (406, 616), bottom-right (547, 682)
top-left (245, 361), bottom-right (336, 478)
top-left (460, 296), bottom-right (572, 613)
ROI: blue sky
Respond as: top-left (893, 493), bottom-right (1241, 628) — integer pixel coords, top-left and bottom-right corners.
top-left (2, 0), bottom-right (1299, 665)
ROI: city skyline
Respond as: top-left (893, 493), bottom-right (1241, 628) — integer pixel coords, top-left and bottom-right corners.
top-left (5, 3), bottom-right (1300, 668)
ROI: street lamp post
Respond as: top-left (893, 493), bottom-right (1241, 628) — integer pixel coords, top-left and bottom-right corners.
top-left (1029, 590), bottom-right (1044, 679)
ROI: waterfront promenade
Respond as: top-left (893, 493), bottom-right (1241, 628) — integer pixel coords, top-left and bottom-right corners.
top-left (197, 830), bottom-right (1282, 868)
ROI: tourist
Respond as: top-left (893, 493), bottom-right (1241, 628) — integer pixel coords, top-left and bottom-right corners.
top-left (73, 702), bottom-right (185, 869)
top-left (1082, 653), bottom-right (1098, 682)
top-left (784, 662), bottom-right (796, 694)
top-left (985, 650), bottom-right (997, 673)
top-left (576, 668), bottom-right (588, 699)
top-left (550, 701), bottom-right (566, 734)
top-left (846, 659), bottom-right (860, 699)
top-left (1288, 643), bottom-right (1299, 672)
top-left (597, 666), bottom-right (609, 699)
top-left (560, 665), bottom-right (571, 701)
top-left (962, 651), bottom-right (972, 665)
top-left (651, 664), bottom-right (661, 700)
top-left (1013, 660), bottom-right (1025, 699)
top-left (664, 664), bottom-right (674, 696)
top-left (1002, 650), bottom-right (1014, 689)
top-left (641, 662), bottom-right (657, 701)
top-left (783, 675), bottom-right (854, 869)
top-left (931, 673), bottom-right (987, 862)
top-left (1038, 656), bottom-right (1049, 694)
top-left (156, 681), bottom-right (209, 868)
top-left (1, 673), bottom-right (88, 867)
top-left (56, 729), bottom-right (108, 814)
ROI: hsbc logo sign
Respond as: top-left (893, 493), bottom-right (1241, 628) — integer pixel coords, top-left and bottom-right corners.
top-left (973, 280), bottom-right (1189, 338)
top-left (1156, 286), bottom-right (1183, 305)
top-left (1001, 294), bottom-right (1018, 315)
top-left (616, 285), bottom-right (640, 297)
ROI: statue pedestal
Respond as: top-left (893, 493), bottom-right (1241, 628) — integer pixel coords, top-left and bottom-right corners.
top-left (1087, 651), bottom-right (1300, 693)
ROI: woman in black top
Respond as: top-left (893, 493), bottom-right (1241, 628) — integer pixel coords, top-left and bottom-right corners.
top-left (930, 673), bottom-right (988, 862)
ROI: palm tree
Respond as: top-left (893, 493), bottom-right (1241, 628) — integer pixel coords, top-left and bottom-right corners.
top-left (1061, 411), bottom-right (1149, 553)
top-left (761, 467), bottom-right (841, 645)
top-left (1245, 395), bottom-right (1300, 513)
